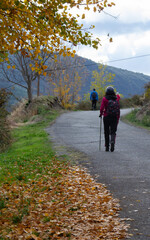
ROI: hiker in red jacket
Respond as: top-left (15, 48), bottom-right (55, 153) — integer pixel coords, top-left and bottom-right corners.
top-left (116, 92), bottom-right (121, 103)
top-left (99, 86), bottom-right (120, 152)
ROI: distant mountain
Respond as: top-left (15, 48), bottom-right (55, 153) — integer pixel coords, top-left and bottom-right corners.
top-left (0, 55), bottom-right (150, 108)
top-left (0, 71), bottom-right (27, 111)
top-left (77, 57), bottom-right (150, 98)
top-left (102, 65), bottom-right (150, 97)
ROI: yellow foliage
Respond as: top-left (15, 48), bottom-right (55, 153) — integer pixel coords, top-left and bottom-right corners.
top-left (145, 83), bottom-right (150, 100)
top-left (109, 37), bottom-right (113, 42)
top-left (48, 56), bottom-right (84, 107)
top-left (38, 55), bottom-right (42, 60)
top-left (43, 65), bottom-right (48, 70)
top-left (93, 6), bottom-right (97, 12)
top-left (71, 53), bottom-right (75, 57)
top-left (82, 13), bottom-right (85, 19)
top-left (0, 0), bottom-right (115, 72)
top-left (43, 72), bottom-right (47, 76)
top-left (90, 64), bottom-right (115, 98)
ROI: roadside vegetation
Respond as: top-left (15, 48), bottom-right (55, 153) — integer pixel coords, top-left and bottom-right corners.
top-left (122, 107), bottom-right (150, 130)
top-left (119, 94), bottom-right (143, 108)
top-left (75, 94), bottom-right (143, 111)
top-left (0, 96), bottom-right (129, 239)
top-left (122, 83), bottom-right (150, 130)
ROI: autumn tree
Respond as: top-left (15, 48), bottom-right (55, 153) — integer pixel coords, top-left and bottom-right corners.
top-left (0, 50), bottom-right (53, 103)
top-left (144, 82), bottom-right (150, 101)
top-left (0, 0), bottom-right (115, 68)
top-left (85, 64), bottom-right (115, 100)
top-left (48, 55), bottom-right (87, 107)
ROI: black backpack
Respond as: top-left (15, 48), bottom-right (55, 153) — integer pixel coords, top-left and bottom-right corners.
top-left (91, 92), bottom-right (97, 100)
top-left (106, 99), bottom-right (120, 117)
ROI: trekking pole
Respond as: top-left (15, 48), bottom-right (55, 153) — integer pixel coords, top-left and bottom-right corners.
top-left (99, 116), bottom-right (102, 151)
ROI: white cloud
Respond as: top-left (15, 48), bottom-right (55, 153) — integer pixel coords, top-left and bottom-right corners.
top-left (81, 0), bottom-right (150, 24)
top-left (114, 0), bottom-right (150, 24)
top-left (74, 0), bottom-right (150, 75)
top-left (76, 30), bottom-right (150, 75)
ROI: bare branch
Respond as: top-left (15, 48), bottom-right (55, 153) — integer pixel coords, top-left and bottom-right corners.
top-left (0, 64), bottom-right (27, 89)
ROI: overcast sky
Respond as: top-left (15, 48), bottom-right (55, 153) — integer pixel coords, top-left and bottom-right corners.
top-left (73, 0), bottom-right (150, 76)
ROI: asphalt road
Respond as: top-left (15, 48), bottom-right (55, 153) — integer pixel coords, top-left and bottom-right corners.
top-left (46, 109), bottom-right (150, 239)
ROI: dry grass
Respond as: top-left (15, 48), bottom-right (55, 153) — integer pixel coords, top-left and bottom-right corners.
top-left (8, 96), bottom-right (63, 127)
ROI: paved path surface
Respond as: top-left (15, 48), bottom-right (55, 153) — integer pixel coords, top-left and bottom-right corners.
top-left (46, 109), bottom-right (150, 239)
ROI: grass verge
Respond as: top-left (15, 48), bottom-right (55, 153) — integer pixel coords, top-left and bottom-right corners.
top-left (0, 110), bottom-right (129, 239)
top-left (0, 110), bottom-right (62, 184)
top-left (122, 109), bottom-right (150, 130)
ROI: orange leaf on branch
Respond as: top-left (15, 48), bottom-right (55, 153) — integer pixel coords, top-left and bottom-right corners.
top-left (0, 0), bottom-right (115, 64)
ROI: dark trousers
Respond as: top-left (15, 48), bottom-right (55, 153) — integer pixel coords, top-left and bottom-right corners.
top-left (103, 116), bottom-right (118, 148)
top-left (92, 100), bottom-right (97, 110)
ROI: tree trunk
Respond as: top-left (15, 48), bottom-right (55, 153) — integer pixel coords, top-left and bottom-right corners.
top-left (37, 75), bottom-right (40, 97)
top-left (71, 93), bottom-right (75, 105)
top-left (27, 80), bottom-right (32, 103)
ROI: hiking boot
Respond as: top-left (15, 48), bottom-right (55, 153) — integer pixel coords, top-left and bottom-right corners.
top-left (105, 147), bottom-right (109, 152)
top-left (111, 143), bottom-right (115, 152)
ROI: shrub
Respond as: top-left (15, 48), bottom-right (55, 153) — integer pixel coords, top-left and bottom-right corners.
top-left (63, 103), bottom-right (75, 110)
top-left (144, 82), bottom-right (150, 101)
top-left (125, 108), bottom-right (150, 128)
top-left (142, 116), bottom-right (150, 127)
top-left (75, 100), bottom-right (95, 110)
top-left (120, 95), bottom-right (143, 108)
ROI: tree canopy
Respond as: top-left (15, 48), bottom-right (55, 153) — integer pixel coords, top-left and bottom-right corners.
top-left (0, 0), bottom-right (115, 62)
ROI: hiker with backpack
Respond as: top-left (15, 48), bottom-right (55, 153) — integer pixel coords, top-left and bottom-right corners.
top-left (90, 88), bottom-right (98, 110)
top-left (99, 86), bottom-right (120, 152)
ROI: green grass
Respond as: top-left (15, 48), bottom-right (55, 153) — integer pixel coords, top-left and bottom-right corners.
top-left (122, 109), bottom-right (150, 130)
top-left (0, 110), bottom-right (63, 184)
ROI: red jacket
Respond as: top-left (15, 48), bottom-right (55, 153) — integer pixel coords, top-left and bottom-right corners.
top-left (100, 95), bottom-right (120, 120)
top-left (116, 94), bottom-right (120, 102)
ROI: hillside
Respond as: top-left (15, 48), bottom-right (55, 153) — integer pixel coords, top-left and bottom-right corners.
top-left (78, 57), bottom-right (150, 97)
top-left (0, 55), bottom-right (150, 107)
top-left (106, 65), bottom-right (150, 97)
top-left (0, 76), bottom-right (27, 109)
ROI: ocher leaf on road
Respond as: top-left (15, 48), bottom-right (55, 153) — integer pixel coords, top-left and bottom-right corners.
top-left (0, 163), bottom-right (129, 239)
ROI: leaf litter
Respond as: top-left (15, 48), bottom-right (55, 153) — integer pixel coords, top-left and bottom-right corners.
top-left (0, 160), bottom-right (129, 239)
